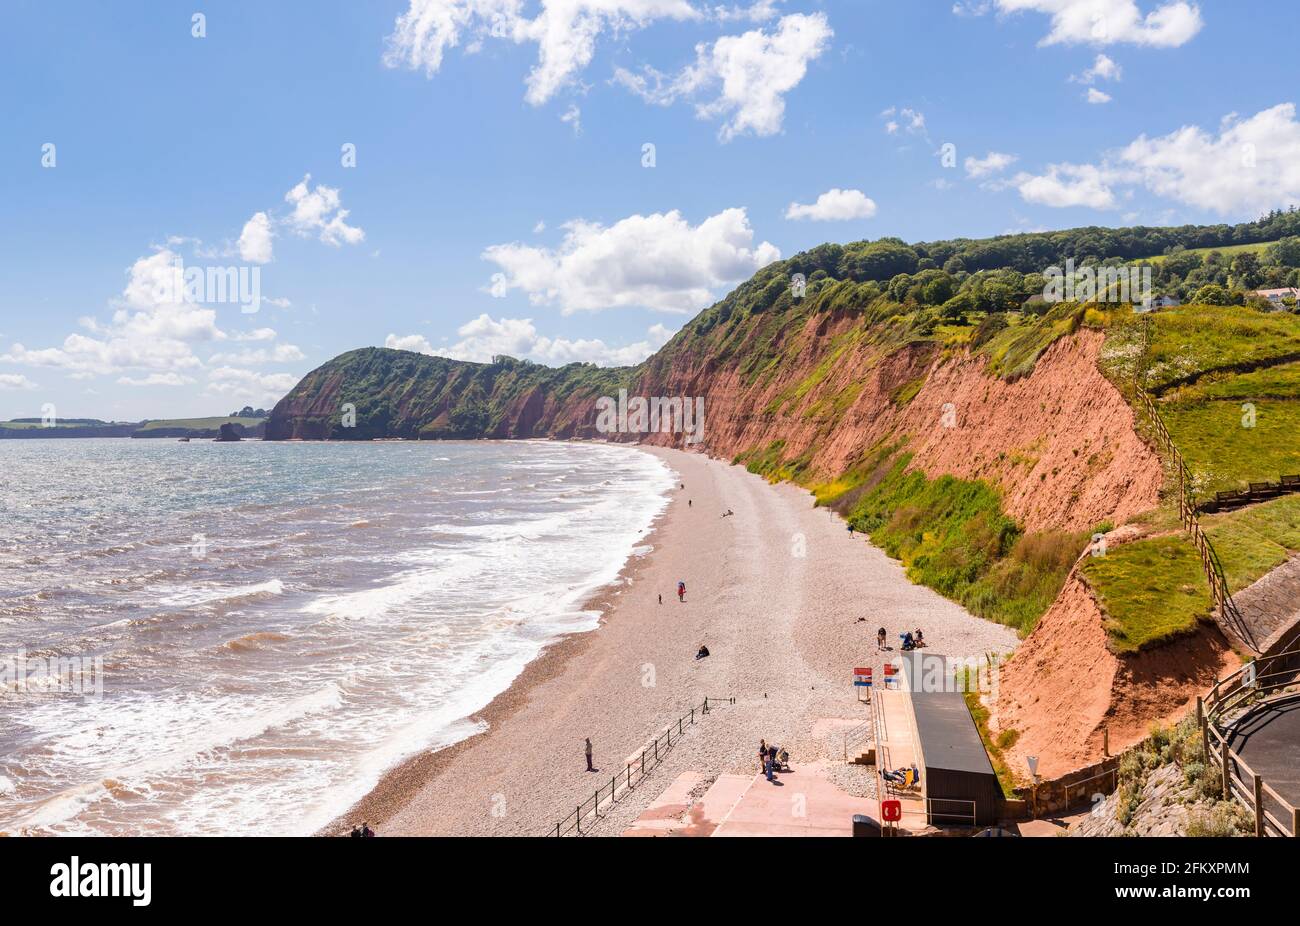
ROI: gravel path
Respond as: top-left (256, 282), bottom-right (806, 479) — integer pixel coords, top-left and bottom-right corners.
top-left (371, 447), bottom-right (1019, 836)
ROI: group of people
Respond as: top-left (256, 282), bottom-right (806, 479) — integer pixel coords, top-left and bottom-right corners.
top-left (347, 823), bottom-right (375, 837)
top-left (875, 626), bottom-right (925, 651)
top-left (758, 739), bottom-right (786, 782)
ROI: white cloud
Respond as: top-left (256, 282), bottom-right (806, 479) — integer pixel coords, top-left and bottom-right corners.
top-left (1086, 87), bottom-right (1112, 103)
top-left (1072, 52), bottom-right (1122, 83)
top-left (561, 103), bottom-right (582, 135)
top-left (785, 188), bottom-right (877, 221)
top-left (238, 211), bottom-right (275, 264)
top-left (0, 373), bottom-right (37, 391)
top-left (1012, 103), bottom-right (1300, 215)
top-left (964, 150), bottom-right (1018, 178)
top-left (205, 367), bottom-right (300, 404)
top-left (387, 316), bottom-right (676, 366)
top-left (1, 250), bottom-right (223, 378)
top-left (209, 344), bottom-right (306, 365)
top-left (613, 13), bottom-right (832, 141)
top-left (1118, 103), bottom-right (1300, 214)
top-left (879, 106), bottom-right (926, 138)
top-left (384, 0), bottom-right (699, 106)
top-left (117, 372), bottom-right (196, 387)
top-left (710, 1), bottom-right (781, 21)
top-left (1016, 163), bottom-right (1121, 208)
top-left (482, 207), bottom-right (779, 314)
top-left (284, 175), bottom-right (365, 247)
top-left (233, 327), bottom-right (279, 342)
top-left (984, 1), bottom-right (1202, 48)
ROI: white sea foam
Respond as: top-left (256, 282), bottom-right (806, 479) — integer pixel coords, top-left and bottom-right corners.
top-left (0, 440), bottom-right (674, 836)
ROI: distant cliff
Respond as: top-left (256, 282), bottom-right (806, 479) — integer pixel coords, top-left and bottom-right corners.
top-left (264, 348), bottom-right (633, 441)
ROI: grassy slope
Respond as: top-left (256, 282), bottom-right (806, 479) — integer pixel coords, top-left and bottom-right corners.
top-left (1081, 305), bottom-right (1300, 651)
top-left (1139, 241), bottom-right (1275, 265)
top-left (137, 416), bottom-right (264, 431)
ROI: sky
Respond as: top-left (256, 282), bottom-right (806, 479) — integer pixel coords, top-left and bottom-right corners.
top-left (2, 0), bottom-right (1299, 420)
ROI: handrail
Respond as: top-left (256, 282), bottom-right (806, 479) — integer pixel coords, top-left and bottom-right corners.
top-left (546, 695), bottom-right (735, 837)
top-left (1133, 317), bottom-right (1258, 652)
top-left (1200, 644), bottom-right (1300, 837)
top-left (842, 716), bottom-right (874, 763)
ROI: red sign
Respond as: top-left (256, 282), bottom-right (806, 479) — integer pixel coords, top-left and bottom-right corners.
top-left (881, 799), bottom-right (902, 823)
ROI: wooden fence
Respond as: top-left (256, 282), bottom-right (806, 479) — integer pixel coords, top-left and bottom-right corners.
top-left (1200, 644), bottom-right (1300, 837)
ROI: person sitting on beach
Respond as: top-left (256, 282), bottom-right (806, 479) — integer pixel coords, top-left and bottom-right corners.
top-left (901, 631), bottom-right (915, 651)
top-left (695, 645), bottom-right (710, 660)
top-left (349, 825), bottom-right (362, 838)
top-left (914, 628), bottom-right (925, 648)
top-left (360, 822), bottom-right (375, 837)
top-left (881, 765), bottom-right (919, 788)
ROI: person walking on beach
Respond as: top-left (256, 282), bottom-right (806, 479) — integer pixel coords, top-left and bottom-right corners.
top-left (759, 739), bottom-right (767, 772)
top-left (658, 593), bottom-right (662, 605)
top-left (677, 581), bottom-right (686, 602)
top-left (877, 627), bottom-right (887, 650)
top-left (585, 737), bottom-right (594, 772)
top-left (848, 523), bottom-right (854, 537)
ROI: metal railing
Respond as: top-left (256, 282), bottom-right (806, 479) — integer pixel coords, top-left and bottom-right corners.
top-left (842, 715), bottom-right (874, 763)
top-left (1133, 317), bottom-right (1258, 651)
top-left (1201, 644), bottom-right (1300, 837)
top-left (1062, 765), bottom-right (1119, 810)
top-left (546, 695), bottom-right (735, 837)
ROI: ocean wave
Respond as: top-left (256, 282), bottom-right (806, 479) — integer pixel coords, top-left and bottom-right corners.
top-left (157, 578), bottom-right (285, 608)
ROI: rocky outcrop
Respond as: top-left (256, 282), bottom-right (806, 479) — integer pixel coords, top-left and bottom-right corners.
top-left (215, 423), bottom-right (242, 442)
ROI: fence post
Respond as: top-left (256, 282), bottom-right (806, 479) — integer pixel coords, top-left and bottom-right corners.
top-left (1221, 739), bottom-right (1231, 797)
top-left (1254, 774), bottom-right (1265, 837)
top-left (1292, 806), bottom-right (1299, 838)
top-left (576, 806), bottom-right (582, 835)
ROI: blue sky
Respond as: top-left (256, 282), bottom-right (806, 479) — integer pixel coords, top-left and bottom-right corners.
top-left (2, 0), bottom-right (1299, 420)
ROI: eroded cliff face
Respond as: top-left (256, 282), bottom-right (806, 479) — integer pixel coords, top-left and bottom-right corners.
top-left (628, 321), bottom-right (1161, 534)
top-left (991, 563), bottom-right (1235, 779)
top-left (269, 319), bottom-right (1161, 536)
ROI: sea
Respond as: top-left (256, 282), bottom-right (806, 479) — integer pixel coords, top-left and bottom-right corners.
top-left (0, 438), bottom-right (675, 835)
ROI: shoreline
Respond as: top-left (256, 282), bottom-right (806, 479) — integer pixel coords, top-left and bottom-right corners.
top-left (321, 444), bottom-right (1019, 837)
top-left (317, 446), bottom-right (683, 836)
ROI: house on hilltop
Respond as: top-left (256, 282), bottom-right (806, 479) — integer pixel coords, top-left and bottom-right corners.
top-left (1252, 287), bottom-right (1299, 309)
